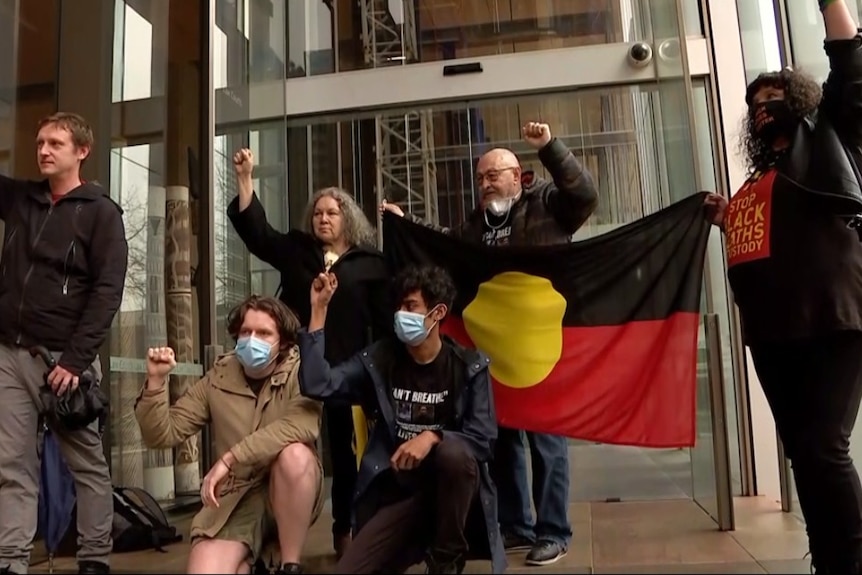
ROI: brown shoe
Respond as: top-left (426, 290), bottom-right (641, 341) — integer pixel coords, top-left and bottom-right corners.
top-left (334, 533), bottom-right (352, 560)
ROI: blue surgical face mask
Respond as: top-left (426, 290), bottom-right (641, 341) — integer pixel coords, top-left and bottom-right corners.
top-left (394, 308), bottom-right (439, 347)
top-left (235, 335), bottom-right (275, 370)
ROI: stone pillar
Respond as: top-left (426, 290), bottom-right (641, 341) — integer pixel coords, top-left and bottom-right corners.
top-left (165, 185), bottom-right (200, 493)
top-left (140, 185), bottom-right (175, 500)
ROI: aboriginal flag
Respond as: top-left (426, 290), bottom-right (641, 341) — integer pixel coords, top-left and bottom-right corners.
top-left (382, 192), bottom-right (712, 448)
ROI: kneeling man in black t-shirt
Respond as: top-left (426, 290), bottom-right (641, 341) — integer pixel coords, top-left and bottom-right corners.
top-left (298, 264), bottom-right (506, 574)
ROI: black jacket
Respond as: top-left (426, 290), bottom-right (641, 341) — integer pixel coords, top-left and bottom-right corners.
top-left (782, 33), bottom-right (862, 218)
top-left (0, 177), bottom-right (128, 374)
top-left (727, 33), bottom-right (862, 344)
top-left (227, 193), bottom-right (391, 364)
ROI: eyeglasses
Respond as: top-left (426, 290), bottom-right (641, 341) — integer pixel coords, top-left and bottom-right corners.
top-left (475, 166), bottom-right (518, 185)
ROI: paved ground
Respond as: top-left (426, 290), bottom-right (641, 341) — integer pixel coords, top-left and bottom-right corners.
top-left (28, 495), bottom-right (811, 574)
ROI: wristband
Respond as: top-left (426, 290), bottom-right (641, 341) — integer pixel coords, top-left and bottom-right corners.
top-left (819, 0), bottom-right (839, 11)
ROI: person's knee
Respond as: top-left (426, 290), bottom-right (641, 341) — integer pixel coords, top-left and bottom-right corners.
top-left (788, 426), bottom-right (851, 470)
top-left (270, 443), bottom-right (318, 486)
top-left (187, 538), bottom-right (248, 574)
top-left (434, 438), bottom-right (478, 480)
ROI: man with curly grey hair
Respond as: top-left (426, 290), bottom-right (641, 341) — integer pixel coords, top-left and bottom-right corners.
top-left (228, 149), bottom-right (392, 561)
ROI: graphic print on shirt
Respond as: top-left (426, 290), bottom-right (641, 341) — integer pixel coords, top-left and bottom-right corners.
top-left (725, 169), bottom-right (776, 267)
top-left (391, 386), bottom-right (450, 441)
top-left (483, 211), bottom-right (513, 246)
top-left (482, 225), bottom-right (512, 245)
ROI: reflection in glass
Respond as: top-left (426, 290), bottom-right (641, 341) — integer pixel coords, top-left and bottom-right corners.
top-left (109, 0), bottom-right (205, 501)
top-left (736, 0), bottom-right (783, 83)
top-left (213, 0), bottom-right (289, 351)
top-left (109, 144), bottom-right (175, 499)
top-left (213, 134), bottom-right (251, 344)
top-left (786, 0), bottom-right (862, 82)
top-left (113, 1), bottom-right (155, 103)
top-left (279, 0), bottom-right (706, 79)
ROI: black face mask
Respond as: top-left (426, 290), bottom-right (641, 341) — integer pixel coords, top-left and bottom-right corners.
top-left (752, 100), bottom-right (797, 147)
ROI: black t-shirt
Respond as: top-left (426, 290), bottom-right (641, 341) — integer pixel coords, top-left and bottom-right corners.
top-left (389, 343), bottom-right (456, 443)
top-left (725, 166), bottom-right (862, 345)
top-left (247, 376), bottom-right (266, 397)
top-left (482, 211), bottom-right (513, 246)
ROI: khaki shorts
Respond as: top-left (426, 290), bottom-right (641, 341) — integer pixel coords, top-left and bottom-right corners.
top-left (191, 486), bottom-right (276, 562)
top-left (192, 471), bottom-right (325, 562)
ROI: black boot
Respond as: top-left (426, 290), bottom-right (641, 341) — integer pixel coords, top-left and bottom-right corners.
top-left (424, 551), bottom-right (465, 575)
top-left (78, 561), bottom-right (110, 574)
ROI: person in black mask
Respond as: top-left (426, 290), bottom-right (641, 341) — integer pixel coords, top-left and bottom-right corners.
top-left (704, 1), bottom-right (862, 572)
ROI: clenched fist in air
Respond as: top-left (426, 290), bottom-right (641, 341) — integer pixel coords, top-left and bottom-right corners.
top-left (146, 346), bottom-right (177, 389)
top-left (522, 122), bottom-right (553, 149)
top-left (233, 148), bottom-right (254, 178)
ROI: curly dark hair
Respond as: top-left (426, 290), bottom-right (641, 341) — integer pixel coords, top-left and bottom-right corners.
top-left (739, 68), bottom-right (822, 172)
top-left (226, 295), bottom-right (300, 351)
top-left (392, 264), bottom-right (457, 313)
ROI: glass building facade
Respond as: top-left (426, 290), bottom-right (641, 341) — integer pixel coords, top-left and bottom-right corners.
top-left (0, 0), bottom-right (843, 527)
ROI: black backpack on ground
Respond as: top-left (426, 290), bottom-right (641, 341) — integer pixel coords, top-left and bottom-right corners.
top-left (111, 486), bottom-right (183, 552)
top-left (54, 486), bottom-right (183, 555)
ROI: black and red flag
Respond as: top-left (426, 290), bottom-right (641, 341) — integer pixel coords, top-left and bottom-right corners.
top-left (382, 192), bottom-right (712, 448)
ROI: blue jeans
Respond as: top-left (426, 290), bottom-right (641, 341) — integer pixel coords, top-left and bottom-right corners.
top-left (492, 427), bottom-right (572, 547)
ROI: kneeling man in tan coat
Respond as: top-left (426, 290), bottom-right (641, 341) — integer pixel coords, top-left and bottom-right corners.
top-left (135, 295), bottom-right (324, 575)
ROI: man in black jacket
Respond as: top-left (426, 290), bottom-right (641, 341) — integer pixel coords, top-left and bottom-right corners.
top-left (0, 113), bottom-right (128, 575)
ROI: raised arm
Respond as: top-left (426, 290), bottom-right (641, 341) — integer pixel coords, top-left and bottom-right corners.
top-left (298, 272), bottom-right (370, 403)
top-left (134, 347), bottom-right (210, 449)
top-left (226, 148), bottom-right (294, 268)
top-left (0, 173), bottom-right (26, 221)
top-left (525, 123), bottom-right (599, 235)
top-left (820, 1), bottom-right (862, 143)
top-left (380, 201), bottom-right (469, 239)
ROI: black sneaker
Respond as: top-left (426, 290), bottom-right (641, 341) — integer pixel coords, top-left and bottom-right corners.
top-left (503, 533), bottom-right (535, 552)
top-left (525, 540), bottom-right (567, 566)
top-left (275, 564), bottom-right (303, 575)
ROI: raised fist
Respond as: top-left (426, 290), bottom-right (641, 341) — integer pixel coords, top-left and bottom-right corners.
top-left (522, 122), bottom-right (552, 149)
top-left (233, 148), bottom-right (254, 178)
top-left (146, 346), bottom-right (177, 379)
top-left (310, 272), bottom-right (338, 309)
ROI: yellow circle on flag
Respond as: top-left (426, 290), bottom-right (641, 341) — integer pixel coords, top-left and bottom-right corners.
top-left (462, 272), bottom-right (567, 389)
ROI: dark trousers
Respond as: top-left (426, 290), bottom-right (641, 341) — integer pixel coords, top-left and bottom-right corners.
top-left (751, 331), bottom-right (862, 572)
top-left (335, 438), bottom-right (480, 574)
top-left (326, 404), bottom-right (358, 536)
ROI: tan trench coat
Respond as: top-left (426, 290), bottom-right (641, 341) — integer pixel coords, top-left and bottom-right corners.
top-left (134, 347), bottom-right (324, 540)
